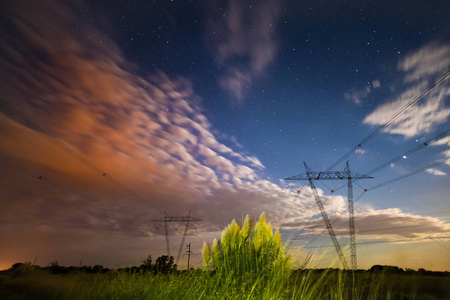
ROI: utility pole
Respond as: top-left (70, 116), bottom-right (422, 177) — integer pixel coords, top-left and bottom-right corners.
top-left (186, 243), bottom-right (192, 270)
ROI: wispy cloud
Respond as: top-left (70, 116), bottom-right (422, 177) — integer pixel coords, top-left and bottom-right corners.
top-left (363, 43), bottom-right (450, 137)
top-left (344, 80), bottom-right (381, 105)
top-left (400, 43), bottom-right (450, 83)
top-left (432, 135), bottom-right (450, 165)
top-left (426, 168), bottom-right (446, 176)
top-left (207, 0), bottom-right (282, 103)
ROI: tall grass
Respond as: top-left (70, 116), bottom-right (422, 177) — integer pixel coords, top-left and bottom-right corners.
top-left (2, 266), bottom-right (429, 299)
top-left (1, 213), bottom-right (438, 299)
top-left (202, 212), bottom-right (290, 295)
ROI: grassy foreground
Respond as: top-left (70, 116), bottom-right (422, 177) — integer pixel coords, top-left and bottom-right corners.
top-left (1, 268), bottom-right (449, 300)
top-left (1, 214), bottom-right (448, 299)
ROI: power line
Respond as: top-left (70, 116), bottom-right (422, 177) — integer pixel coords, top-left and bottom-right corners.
top-left (0, 103), bottom-right (161, 214)
top-left (0, 182), bottom-right (54, 201)
top-left (302, 236), bottom-right (450, 249)
top-left (354, 186), bottom-right (450, 252)
top-left (0, 159), bottom-right (92, 200)
top-left (327, 70), bottom-right (450, 171)
top-left (290, 184), bottom-right (450, 252)
top-left (0, 183), bottom-right (112, 232)
top-left (332, 129), bottom-right (450, 193)
top-left (366, 159), bottom-right (449, 192)
top-left (366, 130), bottom-right (449, 175)
top-left (0, 160), bottom-right (155, 227)
top-left (293, 212), bottom-right (450, 251)
top-left (289, 209), bottom-right (450, 238)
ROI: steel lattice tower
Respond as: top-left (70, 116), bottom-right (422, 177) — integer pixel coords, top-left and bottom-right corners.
top-left (285, 161), bottom-right (372, 270)
top-left (152, 210), bottom-right (202, 266)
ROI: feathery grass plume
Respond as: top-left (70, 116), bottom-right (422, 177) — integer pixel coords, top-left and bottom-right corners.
top-left (211, 238), bottom-right (220, 265)
top-left (202, 211), bottom-right (291, 292)
top-left (202, 242), bottom-right (210, 265)
top-left (253, 212), bottom-right (272, 253)
top-left (220, 224), bottom-right (230, 251)
top-left (273, 229), bottom-right (282, 253)
top-left (240, 214), bottom-right (251, 242)
top-left (226, 219), bottom-right (240, 251)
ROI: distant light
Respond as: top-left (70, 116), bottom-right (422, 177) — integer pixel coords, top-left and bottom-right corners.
top-left (403, 155), bottom-right (407, 159)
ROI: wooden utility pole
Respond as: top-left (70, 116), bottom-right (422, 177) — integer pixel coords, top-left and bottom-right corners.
top-left (186, 243), bottom-right (192, 270)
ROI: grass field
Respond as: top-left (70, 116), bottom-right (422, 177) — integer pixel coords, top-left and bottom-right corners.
top-left (1, 214), bottom-right (448, 299)
top-left (1, 267), bottom-right (449, 300)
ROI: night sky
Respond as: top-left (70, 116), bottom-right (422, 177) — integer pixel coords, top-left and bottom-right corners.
top-left (0, 0), bottom-right (449, 271)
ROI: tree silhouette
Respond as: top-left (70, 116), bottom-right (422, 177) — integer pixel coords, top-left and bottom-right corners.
top-left (154, 255), bottom-right (176, 274)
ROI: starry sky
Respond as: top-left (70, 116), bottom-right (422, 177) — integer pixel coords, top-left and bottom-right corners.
top-left (0, 0), bottom-right (449, 271)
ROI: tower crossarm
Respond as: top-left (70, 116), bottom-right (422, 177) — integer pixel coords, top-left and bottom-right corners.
top-left (152, 216), bottom-right (203, 222)
top-left (285, 171), bottom-right (373, 181)
top-left (152, 212), bottom-right (203, 260)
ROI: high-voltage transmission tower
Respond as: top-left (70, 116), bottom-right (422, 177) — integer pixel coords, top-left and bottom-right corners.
top-left (152, 210), bottom-right (202, 266)
top-left (285, 161), bottom-right (373, 270)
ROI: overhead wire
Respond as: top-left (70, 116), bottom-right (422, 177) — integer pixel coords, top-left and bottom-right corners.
top-left (281, 184), bottom-right (316, 248)
top-left (285, 161), bottom-right (450, 253)
top-left (287, 72), bottom-right (450, 256)
top-left (353, 185), bottom-right (450, 251)
top-left (365, 130), bottom-right (449, 176)
top-left (302, 236), bottom-right (450, 249)
top-left (366, 159), bottom-right (449, 192)
top-left (0, 183), bottom-right (107, 232)
top-left (326, 70), bottom-right (450, 171)
top-left (0, 103), bottom-right (162, 215)
top-left (0, 159), bottom-right (92, 200)
top-left (0, 182), bottom-right (54, 201)
top-left (290, 184), bottom-right (450, 252)
top-left (0, 159), bottom-right (156, 224)
top-left (331, 129), bottom-right (450, 194)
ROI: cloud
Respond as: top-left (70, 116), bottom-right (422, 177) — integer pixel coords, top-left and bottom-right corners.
top-left (344, 80), bottom-right (380, 105)
top-left (355, 148), bottom-right (366, 155)
top-left (400, 43), bottom-right (450, 83)
top-left (432, 136), bottom-right (450, 164)
top-left (363, 43), bottom-right (450, 137)
top-left (207, 0), bottom-right (282, 103)
top-left (281, 208), bottom-right (450, 242)
top-left (426, 168), bottom-right (446, 176)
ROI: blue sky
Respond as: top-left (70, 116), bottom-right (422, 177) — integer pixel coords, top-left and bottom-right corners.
top-left (0, 0), bottom-right (449, 271)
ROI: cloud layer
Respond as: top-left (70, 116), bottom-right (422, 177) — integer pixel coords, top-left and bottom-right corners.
top-left (0, 0), bottom-right (308, 244)
top-left (282, 208), bottom-right (450, 242)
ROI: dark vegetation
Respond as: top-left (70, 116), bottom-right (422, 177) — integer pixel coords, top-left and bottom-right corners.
top-left (0, 262), bottom-right (449, 300)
